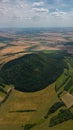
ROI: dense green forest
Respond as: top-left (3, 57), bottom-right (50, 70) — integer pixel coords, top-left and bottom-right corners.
top-left (0, 51), bottom-right (68, 92)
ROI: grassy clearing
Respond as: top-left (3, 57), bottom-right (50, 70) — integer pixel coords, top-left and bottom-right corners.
top-left (0, 82), bottom-right (62, 130)
top-left (55, 69), bottom-right (69, 92)
top-left (32, 118), bottom-right (73, 130)
top-left (22, 84), bottom-right (73, 130)
top-left (0, 83), bottom-right (58, 126)
top-left (55, 57), bottom-right (73, 97)
top-left (0, 125), bottom-right (23, 130)
top-left (0, 91), bottom-right (6, 97)
top-left (5, 85), bottom-right (10, 91)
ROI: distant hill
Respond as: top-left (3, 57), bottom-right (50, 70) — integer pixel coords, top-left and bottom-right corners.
top-left (0, 51), bottom-right (67, 92)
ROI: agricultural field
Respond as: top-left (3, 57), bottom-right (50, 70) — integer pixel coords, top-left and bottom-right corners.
top-left (0, 28), bottom-right (73, 130)
top-left (60, 92), bottom-right (73, 108)
top-left (0, 28), bottom-right (73, 68)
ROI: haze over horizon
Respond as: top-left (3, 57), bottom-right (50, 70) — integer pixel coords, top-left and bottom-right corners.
top-left (0, 0), bottom-right (73, 28)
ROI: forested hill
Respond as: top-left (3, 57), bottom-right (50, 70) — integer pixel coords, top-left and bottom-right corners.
top-left (0, 51), bottom-right (67, 92)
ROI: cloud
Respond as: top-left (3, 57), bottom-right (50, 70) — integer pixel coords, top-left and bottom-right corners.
top-left (23, 17), bottom-right (32, 20)
top-left (50, 9), bottom-right (67, 17)
top-left (0, 0), bottom-right (73, 27)
top-left (32, 7), bottom-right (49, 13)
top-left (13, 15), bottom-right (32, 20)
top-left (0, 0), bottom-right (9, 3)
top-left (32, 1), bottom-right (44, 7)
top-left (0, 5), bottom-right (9, 15)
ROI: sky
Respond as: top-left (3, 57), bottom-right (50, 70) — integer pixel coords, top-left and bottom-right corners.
top-left (0, 0), bottom-right (73, 28)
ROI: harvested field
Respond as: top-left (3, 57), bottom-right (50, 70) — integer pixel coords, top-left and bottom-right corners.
top-left (60, 92), bottom-right (73, 108)
top-left (0, 45), bottom-right (30, 54)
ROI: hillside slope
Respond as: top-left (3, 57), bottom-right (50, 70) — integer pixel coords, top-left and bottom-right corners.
top-left (0, 51), bottom-right (67, 92)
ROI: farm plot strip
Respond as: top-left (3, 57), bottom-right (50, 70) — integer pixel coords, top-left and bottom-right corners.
top-left (60, 92), bottom-right (73, 108)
